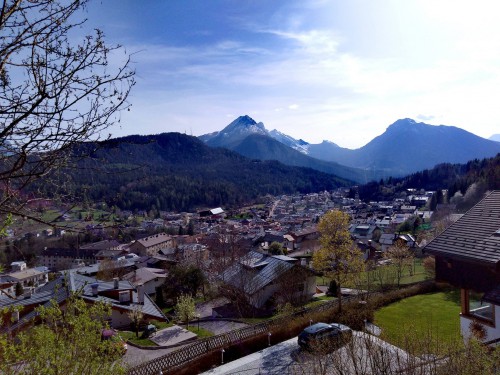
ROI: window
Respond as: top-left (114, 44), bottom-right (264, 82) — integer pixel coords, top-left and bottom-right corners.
top-left (464, 290), bottom-right (495, 324)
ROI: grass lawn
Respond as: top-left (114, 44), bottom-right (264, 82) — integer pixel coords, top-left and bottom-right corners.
top-left (317, 259), bottom-right (430, 290)
top-left (374, 289), bottom-right (462, 354)
top-left (304, 295), bottom-right (336, 309)
top-left (119, 331), bottom-right (157, 347)
top-left (186, 326), bottom-right (213, 338)
top-left (241, 317), bottom-right (270, 324)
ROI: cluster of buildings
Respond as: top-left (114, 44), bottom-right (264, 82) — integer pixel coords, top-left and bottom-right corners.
top-left (3, 188), bottom-right (498, 346)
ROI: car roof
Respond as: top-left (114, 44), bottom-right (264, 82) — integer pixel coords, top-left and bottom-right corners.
top-left (302, 322), bottom-right (333, 334)
top-left (101, 329), bottom-right (116, 338)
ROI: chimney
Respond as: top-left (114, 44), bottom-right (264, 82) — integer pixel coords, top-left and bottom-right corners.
top-left (91, 283), bottom-right (99, 297)
top-left (113, 277), bottom-right (119, 289)
top-left (137, 284), bottom-right (145, 305)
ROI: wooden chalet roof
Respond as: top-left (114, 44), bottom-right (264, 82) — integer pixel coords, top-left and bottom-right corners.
top-left (424, 191), bottom-right (500, 265)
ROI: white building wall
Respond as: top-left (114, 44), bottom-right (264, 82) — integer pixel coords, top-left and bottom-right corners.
top-left (111, 309), bottom-right (132, 328)
top-left (460, 304), bottom-right (500, 343)
top-left (249, 274), bottom-right (317, 308)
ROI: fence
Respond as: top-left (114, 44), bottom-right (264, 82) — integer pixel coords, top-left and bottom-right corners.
top-left (126, 295), bottom-right (358, 375)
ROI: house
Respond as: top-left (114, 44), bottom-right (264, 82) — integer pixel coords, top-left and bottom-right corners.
top-left (349, 224), bottom-right (380, 240)
top-left (221, 250), bottom-right (316, 309)
top-left (75, 258), bottom-right (136, 277)
top-left (290, 226), bottom-right (319, 243)
top-left (176, 243), bottom-right (209, 266)
top-left (379, 233), bottom-right (417, 252)
top-left (122, 267), bottom-right (167, 296)
top-left (374, 217), bottom-right (392, 229)
top-left (379, 233), bottom-right (396, 251)
top-left (95, 249), bottom-right (129, 263)
top-left (0, 268), bottom-right (49, 289)
top-left (424, 191), bottom-right (500, 344)
top-left (0, 272), bottom-right (168, 335)
top-left (199, 207), bottom-right (225, 220)
top-left (129, 233), bottom-right (174, 256)
top-left (283, 234), bottom-right (295, 252)
top-left (80, 239), bottom-right (121, 252)
top-left (38, 247), bottom-right (101, 270)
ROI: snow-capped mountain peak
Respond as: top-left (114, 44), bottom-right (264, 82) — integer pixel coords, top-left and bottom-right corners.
top-left (268, 129), bottom-right (309, 154)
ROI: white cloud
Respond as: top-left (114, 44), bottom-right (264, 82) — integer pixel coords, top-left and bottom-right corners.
top-left (105, 1), bottom-right (500, 148)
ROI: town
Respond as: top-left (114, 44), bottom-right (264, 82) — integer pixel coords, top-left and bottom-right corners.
top-left (2, 187), bottom-right (498, 373)
top-left (2, 1), bottom-right (500, 374)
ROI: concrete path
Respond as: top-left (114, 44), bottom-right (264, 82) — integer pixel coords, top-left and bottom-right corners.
top-left (197, 320), bottom-right (249, 336)
top-left (150, 325), bottom-right (197, 346)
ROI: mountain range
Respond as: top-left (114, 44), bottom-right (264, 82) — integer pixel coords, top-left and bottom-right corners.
top-left (200, 116), bottom-right (500, 179)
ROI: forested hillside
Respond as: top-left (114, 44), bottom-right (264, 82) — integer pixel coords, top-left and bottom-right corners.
top-left (356, 154), bottom-right (500, 210)
top-left (35, 133), bottom-right (351, 211)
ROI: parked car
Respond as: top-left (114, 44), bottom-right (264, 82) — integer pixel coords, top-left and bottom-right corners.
top-left (101, 329), bottom-right (128, 355)
top-left (298, 322), bottom-right (352, 352)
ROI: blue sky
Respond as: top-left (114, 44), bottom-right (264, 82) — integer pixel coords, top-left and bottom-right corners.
top-left (84, 0), bottom-right (500, 148)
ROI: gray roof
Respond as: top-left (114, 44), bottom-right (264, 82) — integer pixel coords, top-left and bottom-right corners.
top-left (1, 271), bottom-right (166, 334)
top-left (222, 251), bottom-right (301, 295)
top-left (379, 233), bottom-right (395, 245)
top-left (424, 191), bottom-right (500, 265)
top-left (80, 240), bottom-right (121, 250)
top-left (67, 273), bottom-right (166, 320)
top-left (122, 268), bottom-right (167, 286)
top-left (136, 233), bottom-right (172, 248)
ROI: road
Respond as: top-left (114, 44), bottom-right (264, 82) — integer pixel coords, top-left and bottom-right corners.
top-left (268, 198), bottom-right (281, 218)
top-left (202, 331), bottom-right (433, 374)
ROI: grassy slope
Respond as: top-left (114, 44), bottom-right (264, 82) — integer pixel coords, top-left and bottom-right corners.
top-left (317, 259), bottom-right (429, 290)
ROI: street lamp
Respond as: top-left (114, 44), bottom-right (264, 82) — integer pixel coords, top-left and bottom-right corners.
top-left (268, 332), bottom-right (272, 347)
top-left (309, 319), bottom-right (313, 326)
top-left (221, 348), bottom-right (225, 364)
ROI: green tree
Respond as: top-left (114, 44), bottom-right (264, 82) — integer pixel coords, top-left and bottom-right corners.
top-left (268, 241), bottom-right (284, 255)
top-left (0, 294), bottom-right (125, 374)
top-left (175, 294), bottom-right (196, 329)
top-left (312, 210), bottom-right (364, 312)
top-left (161, 265), bottom-right (205, 304)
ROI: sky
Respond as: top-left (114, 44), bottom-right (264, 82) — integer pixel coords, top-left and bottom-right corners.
top-left (83, 0), bottom-right (500, 149)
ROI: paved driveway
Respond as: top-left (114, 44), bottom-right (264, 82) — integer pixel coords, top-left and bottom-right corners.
top-left (202, 331), bottom-right (432, 374)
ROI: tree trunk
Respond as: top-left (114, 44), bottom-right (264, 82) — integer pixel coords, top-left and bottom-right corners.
top-left (337, 283), bottom-right (342, 313)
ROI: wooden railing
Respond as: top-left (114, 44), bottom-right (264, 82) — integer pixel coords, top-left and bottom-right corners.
top-left (126, 295), bottom-right (351, 375)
